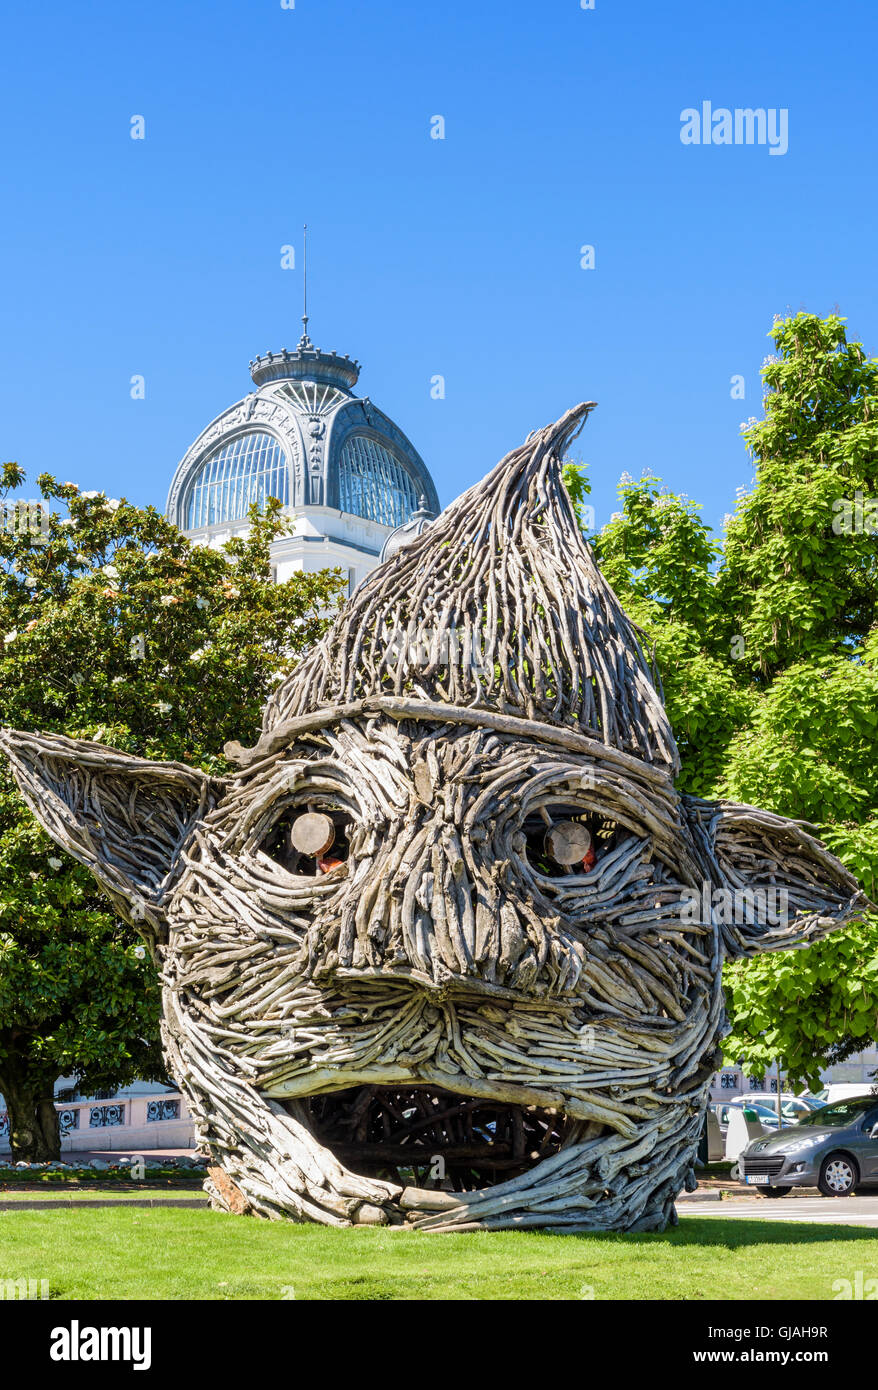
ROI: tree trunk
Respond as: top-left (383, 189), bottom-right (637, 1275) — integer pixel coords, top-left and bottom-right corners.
top-left (0, 1069), bottom-right (60, 1162)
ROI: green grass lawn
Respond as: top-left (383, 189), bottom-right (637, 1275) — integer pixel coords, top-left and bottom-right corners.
top-left (0, 1207), bottom-right (875, 1299)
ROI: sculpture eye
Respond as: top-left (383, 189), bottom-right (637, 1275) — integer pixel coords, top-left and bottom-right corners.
top-left (262, 805), bottom-right (352, 877)
top-left (521, 803), bottom-right (618, 878)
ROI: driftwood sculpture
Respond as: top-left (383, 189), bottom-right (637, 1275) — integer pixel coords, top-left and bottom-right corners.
top-left (0, 403), bottom-right (868, 1232)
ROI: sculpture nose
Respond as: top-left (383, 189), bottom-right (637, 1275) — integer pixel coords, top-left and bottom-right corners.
top-left (404, 835), bottom-right (479, 980)
top-left (393, 830), bottom-right (582, 995)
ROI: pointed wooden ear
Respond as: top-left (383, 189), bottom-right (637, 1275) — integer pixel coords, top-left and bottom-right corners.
top-left (685, 796), bottom-right (869, 957)
top-left (0, 729), bottom-right (227, 939)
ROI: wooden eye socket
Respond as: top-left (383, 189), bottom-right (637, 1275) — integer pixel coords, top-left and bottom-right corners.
top-left (289, 812), bottom-right (336, 857)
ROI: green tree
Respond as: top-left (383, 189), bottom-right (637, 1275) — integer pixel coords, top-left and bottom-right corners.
top-left (593, 475), bottom-right (754, 797)
top-left (585, 313), bottom-right (878, 1089)
top-left (721, 313), bottom-right (878, 677)
top-left (0, 468), bottom-right (345, 1159)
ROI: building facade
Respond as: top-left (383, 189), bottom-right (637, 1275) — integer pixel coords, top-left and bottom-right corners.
top-left (165, 328), bottom-right (439, 592)
top-left (709, 1044), bottom-right (878, 1102)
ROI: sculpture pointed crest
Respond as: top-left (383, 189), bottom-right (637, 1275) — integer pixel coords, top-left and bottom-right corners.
top-left (263, 403), bottom-right (679, 774)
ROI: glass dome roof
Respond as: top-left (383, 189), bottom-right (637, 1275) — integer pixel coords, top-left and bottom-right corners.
top-left (166, 331), bottom-right (439, 539)
top-left (185, 433), bottom-right (288, 530)
top-left (338, 435), bottom-right (420, 528)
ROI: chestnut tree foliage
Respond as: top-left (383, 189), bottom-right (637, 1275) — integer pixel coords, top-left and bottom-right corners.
top-left (0, 472), bottom-right (345, 1159)
top-left (590, 313), bottom-right (878, 1090)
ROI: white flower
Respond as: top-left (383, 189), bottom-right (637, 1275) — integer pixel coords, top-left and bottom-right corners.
top-left (159, 595), bottom-right (176, 606)
top-left (107, 499), bottom-right (121, 511)
top-left (59, 518), bottom-right (75, 529)
top-left (102, 564), bottom-right (119, 579)
top-left (24, 576), bottom-right (37, 588)
top-left (195, 597), bottom-right (209, 610)
top-left (4, 631), bottom-right (17, 644)
top-left (48, 856), bottom-right (63, 871)
top-left (134, 945), bottom-right (146, 960)
top-left (111, 676), bottom-right (125, 685)
top-left (189, 646), bottom-right (207, 662)
top-left (80, 490), bottom-right (104, 501)
top-left (619, 472), bottom-right (633, 486)
top-left (74, 553), bottom-right (89, 565)
top-left (156, 701), bottom-right (172, 713)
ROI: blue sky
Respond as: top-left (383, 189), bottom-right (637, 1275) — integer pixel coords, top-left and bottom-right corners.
top-left (1, 0), bottom-right (875, 537)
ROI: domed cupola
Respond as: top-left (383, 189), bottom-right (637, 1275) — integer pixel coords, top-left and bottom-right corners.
top-left (379, 495), bottom-right (436, 563)
top-left (165, 328), bottom-right (439, 585)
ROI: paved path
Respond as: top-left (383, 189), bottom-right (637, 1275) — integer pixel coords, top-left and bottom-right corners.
top-left (680, 1195), bottom-right (878, 1227)
top-left (0, 1197), bottom-right (208, 1210)
top-left (60, 1147), bottom-right (201, 1164)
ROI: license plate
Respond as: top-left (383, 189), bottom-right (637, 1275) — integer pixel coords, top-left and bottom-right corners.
top-left (745, 1174), bottom-right (769, 1185)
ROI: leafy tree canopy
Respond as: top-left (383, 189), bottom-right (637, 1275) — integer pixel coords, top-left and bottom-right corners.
top-left (0, 471), bottom-right (344, 1157)
top-left (587, 313), bottom-right (878, 1090)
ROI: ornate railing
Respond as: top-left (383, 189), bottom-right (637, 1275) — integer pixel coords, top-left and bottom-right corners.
top-left (146, 1099), bottom-right (180, 1123)
top-left (88, 1104), bottom-right (126, 1128)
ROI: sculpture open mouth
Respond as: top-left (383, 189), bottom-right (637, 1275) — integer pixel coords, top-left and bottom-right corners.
top-left (290, 1084), bottom-right (602, 1192)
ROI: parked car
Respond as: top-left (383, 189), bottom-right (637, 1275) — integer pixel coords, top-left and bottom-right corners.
top-left (738, 1095), bottom-right (878, 1196)
top-left (820, 1083), bottom-right (878, 1106)
top-left (744, 1093), bottom-right (824, 1124)
top-left (712, 1100), bottom-right (780, 1138)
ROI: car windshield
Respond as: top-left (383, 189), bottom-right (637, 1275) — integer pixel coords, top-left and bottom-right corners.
top-left (797, 1098), bottom-right (878, 1127)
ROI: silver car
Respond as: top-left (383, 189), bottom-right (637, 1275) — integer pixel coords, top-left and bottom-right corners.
top-left (738, 1095), bottom-right (878, 1197)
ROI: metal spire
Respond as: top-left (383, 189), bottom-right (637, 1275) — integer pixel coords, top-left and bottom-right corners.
top-left (302, 223), bottom-right (308, 335)
top-left (297, 223), bottom-right (313, 349)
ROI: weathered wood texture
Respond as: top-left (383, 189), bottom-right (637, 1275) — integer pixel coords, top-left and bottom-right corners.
top-left (0, 403), bottom-right (869, 1232)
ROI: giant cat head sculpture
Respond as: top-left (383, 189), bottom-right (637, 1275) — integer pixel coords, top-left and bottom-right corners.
top-left (0, 404), bottom-right (866, 1231)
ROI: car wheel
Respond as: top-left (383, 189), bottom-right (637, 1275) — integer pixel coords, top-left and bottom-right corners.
top-left (818, 1154), bottom-right (858, 1197)
top-left (760, 1185), bottom-right (792, 1198)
